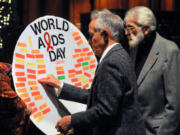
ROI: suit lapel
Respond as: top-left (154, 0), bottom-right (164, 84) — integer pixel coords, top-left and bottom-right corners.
top-left (137, 33), bottom-right (160, 86)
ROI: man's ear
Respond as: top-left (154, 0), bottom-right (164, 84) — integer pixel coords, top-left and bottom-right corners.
top-left (102, 29), bottom-right (110, 43)
top-left (142, 25), bottom-right (150, 35)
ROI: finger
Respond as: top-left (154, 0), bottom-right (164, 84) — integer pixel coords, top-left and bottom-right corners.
top-left (55, 120), bottom-right (60, 129)
top-left (42, 84), bottom-right (52, 89)
top-left (62, 125), bottom-right (68, 131)
top-left (56, 125), bottom-right (64, 133)
top-left (38, 78), bottom-right (48, 83)
top-left (55, 119), bottom-right (66, 131)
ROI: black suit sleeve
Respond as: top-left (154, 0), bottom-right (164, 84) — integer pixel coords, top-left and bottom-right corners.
top-left (60, 83), bottom-right (90, 104)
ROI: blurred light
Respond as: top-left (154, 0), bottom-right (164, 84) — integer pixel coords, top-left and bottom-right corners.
top-left (0, 0), bottom-right (14, 48)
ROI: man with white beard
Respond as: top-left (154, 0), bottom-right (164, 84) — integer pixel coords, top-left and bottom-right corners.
top-left (124, 6), bottom-right (180, 135)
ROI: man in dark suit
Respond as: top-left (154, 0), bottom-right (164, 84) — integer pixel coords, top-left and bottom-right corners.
top-left (39, 9), bottom-right (145, 135)
top-left (124, 6), bottom-right (180, 135)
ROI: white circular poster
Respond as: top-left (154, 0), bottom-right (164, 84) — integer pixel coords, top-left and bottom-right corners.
top-left (12, 16), bottom-right (97, 135)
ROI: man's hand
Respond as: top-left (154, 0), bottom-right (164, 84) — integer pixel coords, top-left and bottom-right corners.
top-left (38, 74), bottom-right (61, 88)
top-left (56, 115), bottom-right (71, 132)
top-left (38, 74), bottom-right (62, 97)
top-left (38, 74), bottom-right (62, 89)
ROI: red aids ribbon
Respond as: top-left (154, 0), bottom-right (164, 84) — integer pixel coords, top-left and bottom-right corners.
top-left (44, 32), bottom-right (54, 51)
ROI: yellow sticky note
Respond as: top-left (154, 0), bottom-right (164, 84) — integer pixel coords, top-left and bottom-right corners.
top-left (92, 71), bottom-right (95, 75)
top-left (78, 76), bottom-right (85, 81)
top-left (36, 115), bottom-right (44, 123)
top-left (83, 79), bottom-right (89, 84)
top-left (36, 59), bottom-right (45, 63)
top-left (29, 36), bottom-right (33, 48)
top-left (15, 58), bottom-right (25, 64)
top-left (27, 62), bottom-right (36, 68)
top-left (20, 48), bottom-right (29, 53)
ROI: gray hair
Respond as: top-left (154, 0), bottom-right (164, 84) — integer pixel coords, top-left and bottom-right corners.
top-left (91, 9), bottom-right (124, 42)
top-left (124, 6), bottom-right (157, 31)
top-left (91, 9), bottom-right (112, 20)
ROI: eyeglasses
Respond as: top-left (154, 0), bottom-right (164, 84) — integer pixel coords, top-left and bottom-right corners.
top-left (124, 24), bottom-right (144, 33)
top-left (125, 25), bottom-right (136, 33)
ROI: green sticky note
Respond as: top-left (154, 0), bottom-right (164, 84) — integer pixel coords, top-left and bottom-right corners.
top-left (58, 76), bottom-right (65, 80)
top-left (82, 61), bottom-right (89, 66)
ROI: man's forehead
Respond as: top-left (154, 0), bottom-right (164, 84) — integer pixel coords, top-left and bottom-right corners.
top-left (125, 21), bottom-right (136, 26)
top-left (125, 20), bottom-right (140, 26)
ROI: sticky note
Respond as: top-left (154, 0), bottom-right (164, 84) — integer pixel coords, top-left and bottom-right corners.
top-left (16, 83), bottom-right (25, 87)
top-left (17, 88), bottom-right (27, 93)
top-left (29, 36), bottom-right (33, 48)
top-left (17, 42), bottom-right (27, 47)
top-left (72, 32), bottom-right (79, 36)
top-left (15, 58), bottom-right (25, 64)
top-left (29, 86), bottom-right (39, 91)
top-left (15, 72), bottom-right (25, 76)
top-left (15, 53), bottom-right (25, 59)
top-left (33, 112), bottom-right (42, 119)
top-left (27, 69), bottom-right (36, 74)
top-left (39, 103), bottom-right (48, 111)
top-left (37, 65), bottom-right (46, 69)
top-left (34, 95), bottom-right (43, 101)
top-left (28, 81), bottom-right (37, 85)
top-left (15, 64), bottom-right (24, 69)
top-left (23, 98), bottom-right (31, 103)
top-left (27, 62), bottom-right (36, 68)
top-left (42, 108), bottom-right (51, 115)
top-left (36, 115), bottom-right (44, 123)
top-left (17, 77), bottom-right (26, 81)
top-left (77, 40), bottom-right (83, 45)
top-left (20, 48), bottom-right (29, 53)
top-left (31, 49), bottom-right (40, 54)
top-left (56, 66), bottom-right (64, 70)
top-left (31, 91), bottom-right (40, 96)
top-left (26, 54), bottom-right (35, 59)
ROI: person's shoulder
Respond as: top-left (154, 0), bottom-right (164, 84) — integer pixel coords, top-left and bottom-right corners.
top-left (103, 44), bottom-right (133, 71)
top-left (157, 33), bottom-right (179, 51)
top-left (109, 44), bottom-right (130, 58)
top-left (155, 33), bottom-right (179, 61)
top-left (113, 44), bottom-right (131, 63)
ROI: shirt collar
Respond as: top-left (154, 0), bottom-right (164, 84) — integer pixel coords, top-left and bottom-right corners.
top-left (99, 43), bottom-right (118, 63)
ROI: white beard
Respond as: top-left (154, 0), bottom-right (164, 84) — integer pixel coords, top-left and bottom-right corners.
top-left (128, 29), bottom-right (144, 48)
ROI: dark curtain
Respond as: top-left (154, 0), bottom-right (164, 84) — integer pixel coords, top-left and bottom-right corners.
top-left (16, 0), bottom-right (70, 27)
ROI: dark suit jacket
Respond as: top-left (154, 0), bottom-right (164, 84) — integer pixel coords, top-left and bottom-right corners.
top-left (136, 33), bottom-right (180, 135)
top-left (60, 44), bottom-right (145, 135)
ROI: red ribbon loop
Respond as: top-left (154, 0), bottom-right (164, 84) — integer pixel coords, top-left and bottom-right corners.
top-left (44, 32), bottom-right (54, 51)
